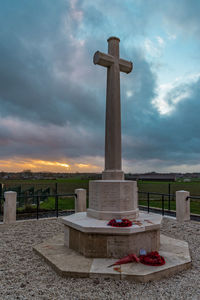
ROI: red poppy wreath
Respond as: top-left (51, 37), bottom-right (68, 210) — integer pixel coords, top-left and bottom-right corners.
top-left (107, 218), bottom-right (132, 227)
top-left (139, 251), bottom-right (165, 266)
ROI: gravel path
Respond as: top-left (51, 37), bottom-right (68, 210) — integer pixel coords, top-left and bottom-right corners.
top-left (0, 217), bottom-right (199, 300)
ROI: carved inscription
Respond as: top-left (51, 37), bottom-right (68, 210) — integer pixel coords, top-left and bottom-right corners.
top-left (100, 184), bottom-right (120, 210)
top-left (89, 181), bottom-right (138, 212)
top-left (121, 183), bottom-right (133, 210)
top-left (89, 182), bottom-right (99, 210)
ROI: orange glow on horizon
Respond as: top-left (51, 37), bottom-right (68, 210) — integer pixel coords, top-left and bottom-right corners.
top-left (0, 158), bottom-right (101, 172)
top-left (33, 160), bottom-right (70, 168)
top-left (75, 163), bottom-right (89, 168)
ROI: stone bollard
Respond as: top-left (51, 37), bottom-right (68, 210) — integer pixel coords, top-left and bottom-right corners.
top-left (176, 190), bottom-right (190, 222)
top-left (75, 189), bottom-right (86, 213)
top-left (3, 191), bottom-right (17, 224)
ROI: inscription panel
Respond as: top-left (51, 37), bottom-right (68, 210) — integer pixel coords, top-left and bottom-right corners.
top-left (100, 183), bottom-right (120, 210)
top-left (89, 180), bottom-right (138, 212)
top-left (89, 181), bottom-right (99, 210)
top-left (120, 183), bottom-right (133, 211)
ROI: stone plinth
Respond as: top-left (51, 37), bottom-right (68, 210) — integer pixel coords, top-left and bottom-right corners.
top-left (61, 212), bottom-right (162, 258)
top-left (102, 170), bottom-right (124, 180)
top-left (33, 234), bottom-right (191, 282)
top-left (87, 180), bottom-right (139, 220)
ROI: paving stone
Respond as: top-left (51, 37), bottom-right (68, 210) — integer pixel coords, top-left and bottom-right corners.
top-left (33, 233), bottom-right (191, 282)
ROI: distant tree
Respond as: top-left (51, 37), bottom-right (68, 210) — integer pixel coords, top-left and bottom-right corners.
top-left (22, 169), bottom-right (32, 176)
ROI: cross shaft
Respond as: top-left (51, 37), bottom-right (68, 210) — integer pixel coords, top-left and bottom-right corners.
top-left (93, 37), bottom-right (133, 180)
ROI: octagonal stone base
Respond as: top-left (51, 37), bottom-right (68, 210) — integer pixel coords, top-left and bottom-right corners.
top-left (88, 180), bottom-right (139, 220)
top-left (61, 212), bottom-right (162, 258)
top-left (33, 234), bottom-right (191, 282)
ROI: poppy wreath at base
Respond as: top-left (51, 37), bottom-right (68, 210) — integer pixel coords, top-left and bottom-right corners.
top-left (139, 251), bottom-right (165, 266)
top-left (107, 218), bottom-right (132, 227)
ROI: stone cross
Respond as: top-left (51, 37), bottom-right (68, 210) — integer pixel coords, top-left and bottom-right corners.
top-left (93, 37), bottom-right (133, 180)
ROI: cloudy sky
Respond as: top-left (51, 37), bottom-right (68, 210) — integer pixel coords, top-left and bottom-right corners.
top-left (1, 0), bottom-right (200, 173)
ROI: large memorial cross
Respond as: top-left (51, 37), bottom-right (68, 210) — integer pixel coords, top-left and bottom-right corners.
top-left (93, 37), bottom-right (133, 180)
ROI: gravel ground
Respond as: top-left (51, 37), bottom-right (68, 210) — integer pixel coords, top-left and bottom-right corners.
top-left (0, 217), bottom-right (199, 300)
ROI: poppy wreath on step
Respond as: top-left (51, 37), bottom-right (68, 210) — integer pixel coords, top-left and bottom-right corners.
top-left (107, 218), bottom-right (132, 227)
top-left (139, 251), bottom-right (165, 266)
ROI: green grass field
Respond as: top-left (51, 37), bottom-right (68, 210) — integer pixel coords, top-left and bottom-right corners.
top-left (40, 196), bottom-right (75, 210)
top-left (1, 178), bottom-right (200, 215)
top-left (138, 180), bottom-right (200, 195)
top-left (2, 178), bottom-right (89, 195)
top-left (4, 178), bottom-right (200, 195)
top-left (139, 199), bottom-right (200, 214)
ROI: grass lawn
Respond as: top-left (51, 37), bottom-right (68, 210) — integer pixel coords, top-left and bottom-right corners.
top-left (3, 178), bottom-right (200, 215)
top-left (40, 197), bottom-right (75, 210)
top-left (139, 199), bottom-right (200, 215)
top-left (16, 196), bottom-right (75, 212)
top-left (16, 195), bottom-right (200, 215)
top-left (4, 178), bottom-right (200, 196)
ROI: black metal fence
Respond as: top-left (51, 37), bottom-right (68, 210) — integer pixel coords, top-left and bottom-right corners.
top-left (1, 186), bottom-right (200, 222)
top-left (138, 191), bottom-right (176, 216)
top-left (0, 192), bottom-right (77, 221)
top-left (16, 192), bottom-right (77, 220)
top-left (186, 195), bottom-right (200, 201)
top-left (138, 191), bottom-right (200, 221)
top-left (0, 182), bottom-right (85, 221)
top-left (186, 195), bottom-right (200, 221)
top-left (0, 196), bottom-right (3, 221)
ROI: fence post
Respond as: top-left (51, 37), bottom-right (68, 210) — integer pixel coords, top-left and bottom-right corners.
top-left (168, 183), bottom-right (171, 211)
top-left (147, 192), bottom-right (150, 213)
top-left (0, 183), bottom-right (3, 216)
top-left (3, 191), bottom-right (17, 224)
top-left (75, 189), bottom-right (86, 213)
top-left (176, 190), bottom-right (190, 222)
top-left (55, 183), bottom-right (58, 217)
top-left (0, 183), bottom-right (2, 197)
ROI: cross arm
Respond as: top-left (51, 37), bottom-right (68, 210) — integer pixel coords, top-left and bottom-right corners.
top-left (93, 51), bottom-right (114, 67)
top-left (119, 58), bottom-right (133, 74)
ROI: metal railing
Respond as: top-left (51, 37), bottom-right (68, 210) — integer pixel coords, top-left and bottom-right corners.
top-left (1, 189), bottom-right (200, 222)
top-left (139, 191), bottom-right (200, 221)
top-left (138, 191), bottom-right (175, 216)
top-left (186, 195), bottom-right (200, 201)
top-left (0, 196), bottom-right (4, 221)
top-left (16, 193), bottom-right (77, 219)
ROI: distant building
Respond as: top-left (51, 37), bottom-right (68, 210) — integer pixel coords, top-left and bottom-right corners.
top-left (126, 173), bottom-right (176, 182)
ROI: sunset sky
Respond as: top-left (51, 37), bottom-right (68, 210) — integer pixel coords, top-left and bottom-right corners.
top-left (1, 0), bottom-right (200, 173)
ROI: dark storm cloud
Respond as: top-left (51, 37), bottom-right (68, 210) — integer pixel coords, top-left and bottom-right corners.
top-left (0, 118), bottom-right (104, 159)
top-left (0, 0), bottom-right (104, 127)
top-left (0, 0), bottom-right (158, 161)
top-left (1, 0), bottom-right (200, 171)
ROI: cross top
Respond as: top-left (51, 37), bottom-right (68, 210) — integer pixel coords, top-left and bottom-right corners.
top-left (94, 37), bottom-right (132, 74)
top-left (93, 37), bottom-right (133, 180)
